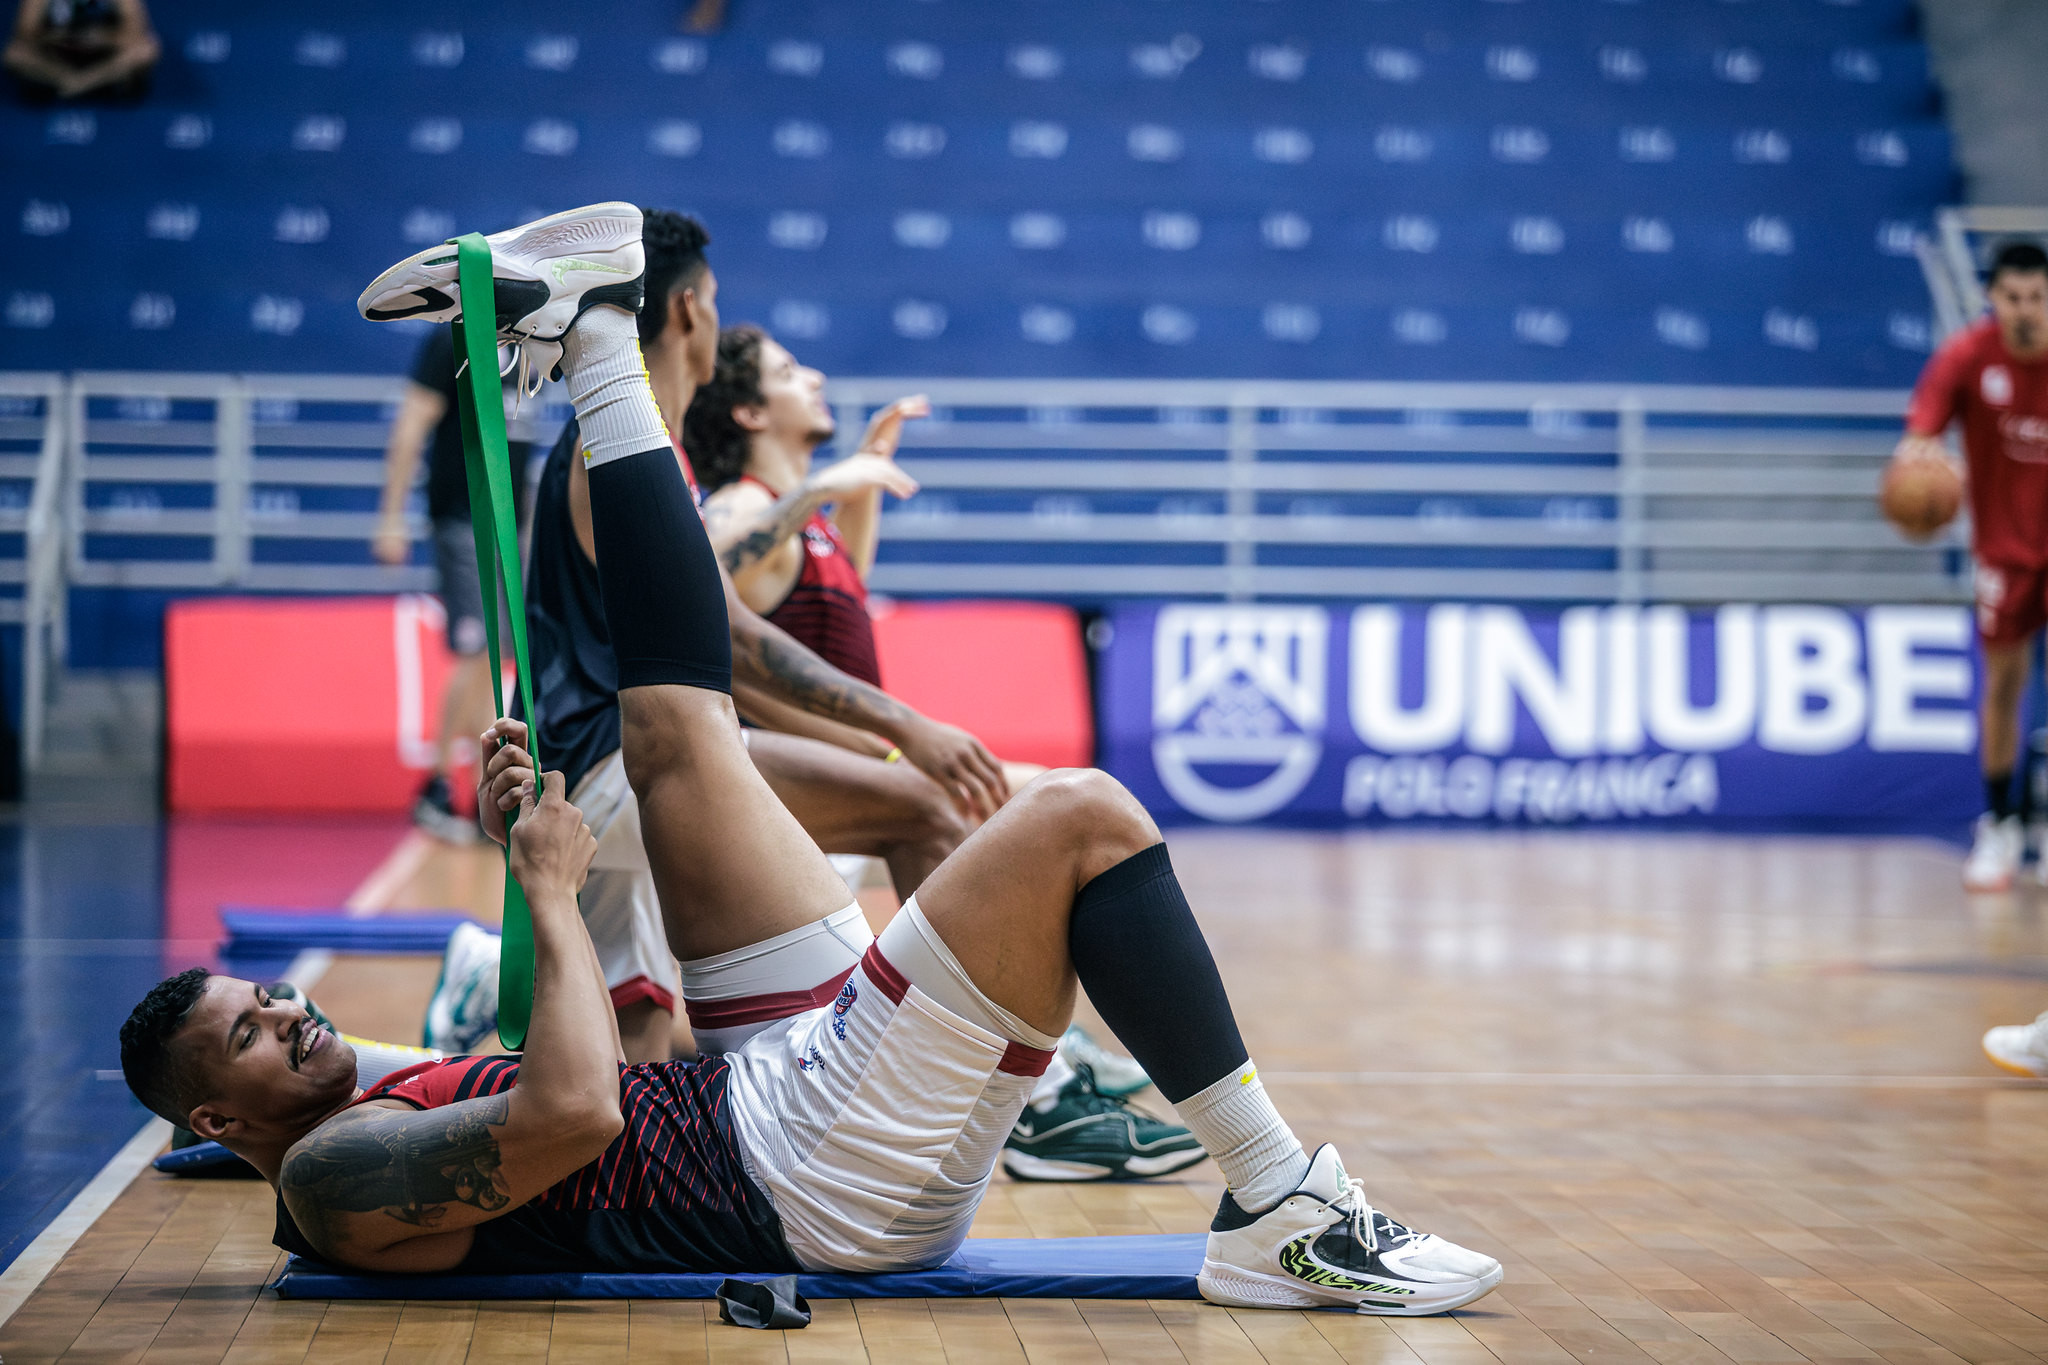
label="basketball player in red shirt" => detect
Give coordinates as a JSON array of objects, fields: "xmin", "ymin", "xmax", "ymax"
[
  {"xmin": 1894, "ymin": 241, "xmax": 2048, "ymax": 891},
  {"xmin": 687, "ymin": 331, "xmax": 1046, "ymax": 796},
  {"xmin": 114, "ymin": 205, "xmax": 1504, "ymax": 1313},
  {"xmin": 687, "ymin": 327, "xmax": 915, "ymax": 690}
]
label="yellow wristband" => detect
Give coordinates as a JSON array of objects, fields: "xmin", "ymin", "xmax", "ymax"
[{"xmin": 884, "ymin": 747, "xmax": 904, "ymax": 763}]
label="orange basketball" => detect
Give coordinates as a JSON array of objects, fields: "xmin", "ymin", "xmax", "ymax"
[{"xmin": 1879, "ymin": 457, "xmax": 1962, "ymax": 542}]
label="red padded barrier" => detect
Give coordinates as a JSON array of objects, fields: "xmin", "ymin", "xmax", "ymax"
[
  {"xmin": 166, "ymin": 596, "xmax": 458, "ymax": 813},
  {"xmin": 164, "ymin": 596, "xmax": 1091, "ymax": 814},
  {"xmin": 869, "ymin": 600, "xmax": 1093, "ymax": 770}
]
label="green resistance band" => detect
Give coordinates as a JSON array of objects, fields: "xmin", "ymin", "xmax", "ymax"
[{"xmin": 447, "ymin": 232, "xmax": 540, "ymax": 1050}]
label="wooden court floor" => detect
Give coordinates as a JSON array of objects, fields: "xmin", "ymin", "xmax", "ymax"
[{"xmin": 5, "ymin": 828, "xmax": 2048, "ymax": 1363}]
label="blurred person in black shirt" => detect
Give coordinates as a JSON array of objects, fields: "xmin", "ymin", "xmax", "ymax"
[
  {"xmin": 5, "ymin": 0, "xmax": 157, "ymax": 102},
  {"xmin": 373, "ymin": 329, "xmax": 534, "ymax": 841}
]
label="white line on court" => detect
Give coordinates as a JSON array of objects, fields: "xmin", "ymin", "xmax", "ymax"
[
  {"xmin": 0, "ymin": 939, "xmax": 336, "ymax": 1329},
  {"xmin": 1267, "ymin": 1070, "xmax": 2044, "ymax": 1089},
  {"xmin": 345, "ymin": 829, "xmax": 437, "ymax": 914}
]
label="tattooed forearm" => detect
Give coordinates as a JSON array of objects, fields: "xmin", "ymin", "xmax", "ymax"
[
  {"xmin": 733, "ymin": 613, "xmax": 910, "ymax": 733},
  {"xmin": 713, "ymin": 488, "xmax": 821, "ymax": 576},
  {"xmin": 282, "ymin": 1094, "xmax": 512, "ymax": 1242}
]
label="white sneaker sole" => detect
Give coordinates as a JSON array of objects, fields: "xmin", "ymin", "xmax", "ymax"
[
  {"xmin": 1983, "ymin": 1038, "xmax": 2048, "ymax": 1079},
  {"xmin": 356, "ymin": 201, "xmax": 643, "ymax": 333},
  {"xmin": 1000, "ymin": 1146, "xmax": 1207, "ymax": 1182},
  {"xmin": 1196, "ymin": 1257, "xmax": 1503, "ymax": 1316}
]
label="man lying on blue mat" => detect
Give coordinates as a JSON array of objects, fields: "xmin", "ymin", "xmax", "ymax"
[{"xmin": 116, "ymin": 204, "xmax": 1502, "ymax": 1317}]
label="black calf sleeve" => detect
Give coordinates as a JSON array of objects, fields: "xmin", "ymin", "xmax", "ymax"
[
  {"xmin": 1067, "ymin": 843, "xmax": 1247, "ymax": 1104},
  {"xmin": 586, "ymin": 448, "xmax": 732, "ymax": 694}
]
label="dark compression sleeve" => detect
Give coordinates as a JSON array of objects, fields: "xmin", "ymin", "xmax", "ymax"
[{"xmin": 585, "ymin": 447, "xmax": 732, "ymax": 694}]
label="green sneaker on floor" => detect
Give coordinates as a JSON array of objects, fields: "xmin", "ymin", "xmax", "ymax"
[{"xmin": 1001, "ymin": 1064, "xmax": 1207, "ymax": 1182}]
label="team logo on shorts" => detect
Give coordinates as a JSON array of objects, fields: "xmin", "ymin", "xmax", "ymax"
[
  {"xmin": 798, "ymin": 1045, "xmax": 828, "ymax": 1073},
  {"xmin": 831, "ymin": 981, "xmax": 857, "ymax": 1040}
]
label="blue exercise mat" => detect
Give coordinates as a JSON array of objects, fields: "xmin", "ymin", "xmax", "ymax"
[
  {"xmin": 220, "ymin": 909, "xmax": 476, "ymax": 960},
  {"xmin": 271, "ymin": 1235, "xmax": 1206, "ymax": 1301},
  {"xmin": 154, "ymin": 1140, "xmax": 253, "ymax": 1175}
]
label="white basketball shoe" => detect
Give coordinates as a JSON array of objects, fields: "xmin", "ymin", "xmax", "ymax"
[
  {"xmin": 1199, "ymin": 1144, "xmax": 1503, "ymax": 1316},
  {"xmin": 1983, "ymin": 1011, "xmax": 2048, "ymax": 1078},
  {"xmin": 1963, "ymin": 813, "xmax": 2023, "ymax": 892},
  {"xmin": 357, "ymin": 201, "xmax": 645, "ymax": 388},
  {"xmin": 423, "ymin": 922, "xmax": 503, "ymax": 1055}
]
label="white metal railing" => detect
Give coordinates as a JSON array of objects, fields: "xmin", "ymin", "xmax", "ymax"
[
  {"xmin": 0, "ymin": 370, "xmax": 1956, "ymax": 768},
  {"xmin": 0, "ymin": 373, "xmax": 64, "ymax": 769},
  {"xmin": 827, "ymin": 377, "xmax": 1943, "ymax": 606}
]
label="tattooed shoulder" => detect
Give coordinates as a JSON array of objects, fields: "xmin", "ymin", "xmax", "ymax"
[{"xmin": 281, "ymin": 1093, "xmax": 513, "ymax": 1251}]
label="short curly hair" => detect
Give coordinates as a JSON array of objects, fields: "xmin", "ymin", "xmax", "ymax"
[
  {"xmin": 682, "ymin": 324, "xmax": 768, "ymax": 493},
  {"xmin": 638, "ymin": 208, "xmax": 712, "ymax": 348},
  {"xmin": 120, "ymin": 967, "xmax": 209, "ymax": 1125}
]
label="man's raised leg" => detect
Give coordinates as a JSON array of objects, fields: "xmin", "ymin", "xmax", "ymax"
[{"xmin": 561, "ymin": 303, "xmax": 850, "ymax": 959}]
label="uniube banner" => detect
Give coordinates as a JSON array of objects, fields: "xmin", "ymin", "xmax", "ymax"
[{"xmin": 1097, "ymin": 603, "xmax": 1980, "ymax": 836}]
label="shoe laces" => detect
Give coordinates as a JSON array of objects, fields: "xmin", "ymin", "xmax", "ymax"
[
  {"xmin": 1065, "ymin": 1065, "xmax": 1166, "ymax": 1123},
  {"xmin": 453, "ymin": 341, "xmax": 547, "ymax": 415},
  {"xmin": 1330, "ymin": 1178, "xmax": 1424, "ymax": 1255}
]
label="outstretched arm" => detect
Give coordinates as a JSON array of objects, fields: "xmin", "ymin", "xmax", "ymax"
[
  {"xmin": 563, "ymin": 436, "xmax": 1003, "ymax": 815},
  {"xmin": 828, "ymin": 396, "xmax": 928, "ymax": 578},
  {"xmin": 282, "ymin": 773, "xmax": 618, "ymax": 1273},
  {"xmin": 730, "ymin": 599, "xmax": 1007, "ymax": 817},
  {"xmin": 701, "ymin": 452, "xmax": 918, "ymax": 580}
]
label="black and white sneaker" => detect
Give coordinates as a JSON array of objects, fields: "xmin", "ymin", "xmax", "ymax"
[
  {"xmin": 411, "ymin": 773, "xmax": 477, "ymax": 845},
  {"xmin": 1199, "ymin": 1144, "xmax": 1502, "ymax": 1316},
  {"xmin": 356, "ymin": 200, "xmax": 646, "ymax": 389}
]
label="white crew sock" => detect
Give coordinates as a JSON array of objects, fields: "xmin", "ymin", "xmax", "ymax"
[
  {"xmin": 347, "ymin": 1036, "xmax": 444, "ymax": 1089},
  {"xmin": 1174, "ymin": 1061, "xmax": 1310, "ymax": 1212},
  {"xmin": 558, "ymin": 305, "xmax": 669, "ymax": 466}
]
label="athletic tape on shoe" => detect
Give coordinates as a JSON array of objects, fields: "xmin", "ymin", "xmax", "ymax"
[{"xmin": 449, "ymin": 232, "xmax": 540, "ymax": 1050}]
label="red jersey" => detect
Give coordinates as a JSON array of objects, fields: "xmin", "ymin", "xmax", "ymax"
[
  {"xmin": 1906, "ymin": 318, "xmax": 2048, "ymax": 568},
  {"xmin": 738, "ymin": 474, "xmax": 882, "ymax": 686},
  {"xmin": 271, "ymin": 1055, "xmax": 794, "ymax": 1274}
]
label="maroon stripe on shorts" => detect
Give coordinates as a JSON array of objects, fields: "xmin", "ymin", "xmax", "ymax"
[
  {"xmin": 998, "ymin": 1040, "xmax": 1056, "ymax": 1077},
  {"xmin": 860, "ymin": 942, "xmax": 910, "ymax": 1005},
  {"xmin": 683, "ymin": 967, "xmax": 855, "ymax": 1028}
]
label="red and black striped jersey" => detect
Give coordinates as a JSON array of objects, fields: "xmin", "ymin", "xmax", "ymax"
[
  {"xmin": 737, "ymin": 474, "xmax": 883, "ymax": 687},
  {"xmin": 273, "ymin": 1055, "xmax": 795, "ymax": 1274}
]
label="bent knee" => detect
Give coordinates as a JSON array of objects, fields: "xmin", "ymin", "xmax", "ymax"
[{"xmin": 1017, "ymin": 768, "xmax": 1159, "ymax": 862}]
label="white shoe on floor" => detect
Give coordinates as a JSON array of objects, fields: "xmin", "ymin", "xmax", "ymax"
[
  {"xmin": 357, "ymin": 201, "xmax": 646, "ymax": 389},
  {"xmin": 1199, "ymin": 1144, "xmax": 1503, "ymax": 1316},
  {"xmin": 1983, "ymin": 1011, "xmax": 2048, "ymax": 1078},
  {"xmin": 1964, "ymin": 813, "xmax": 2023, "ymax": 892},
  {"xmin": 1057, "ymin": 1025, "xmax": 1151, "ymax": 1097},
  {"xmin": 423, "ymin": 922, "xmax": 503, "ymax": 1055}
]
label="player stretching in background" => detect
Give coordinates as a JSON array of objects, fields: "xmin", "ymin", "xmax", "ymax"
[
  {"xmin": 1893, "ymin": 241, "xmax": 2048, "ymax": 891},
  {"xmin": 687, "ymin": 327, "xmax": 1044, "ymax": 792}
]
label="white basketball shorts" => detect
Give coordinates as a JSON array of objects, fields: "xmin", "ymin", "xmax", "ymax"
[
  {"xmin": 569, "ymin": 749, "xmax": 680, "ymax": 1014},
  {"xmin": 722, "ymin": 936, "xmax": 1055, "ymax": 1271}
]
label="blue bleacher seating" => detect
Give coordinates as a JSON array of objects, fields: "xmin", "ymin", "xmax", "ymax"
[{"xmin": 1, "ymin": 0, "xmax": 1953, "ymax": 386}]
